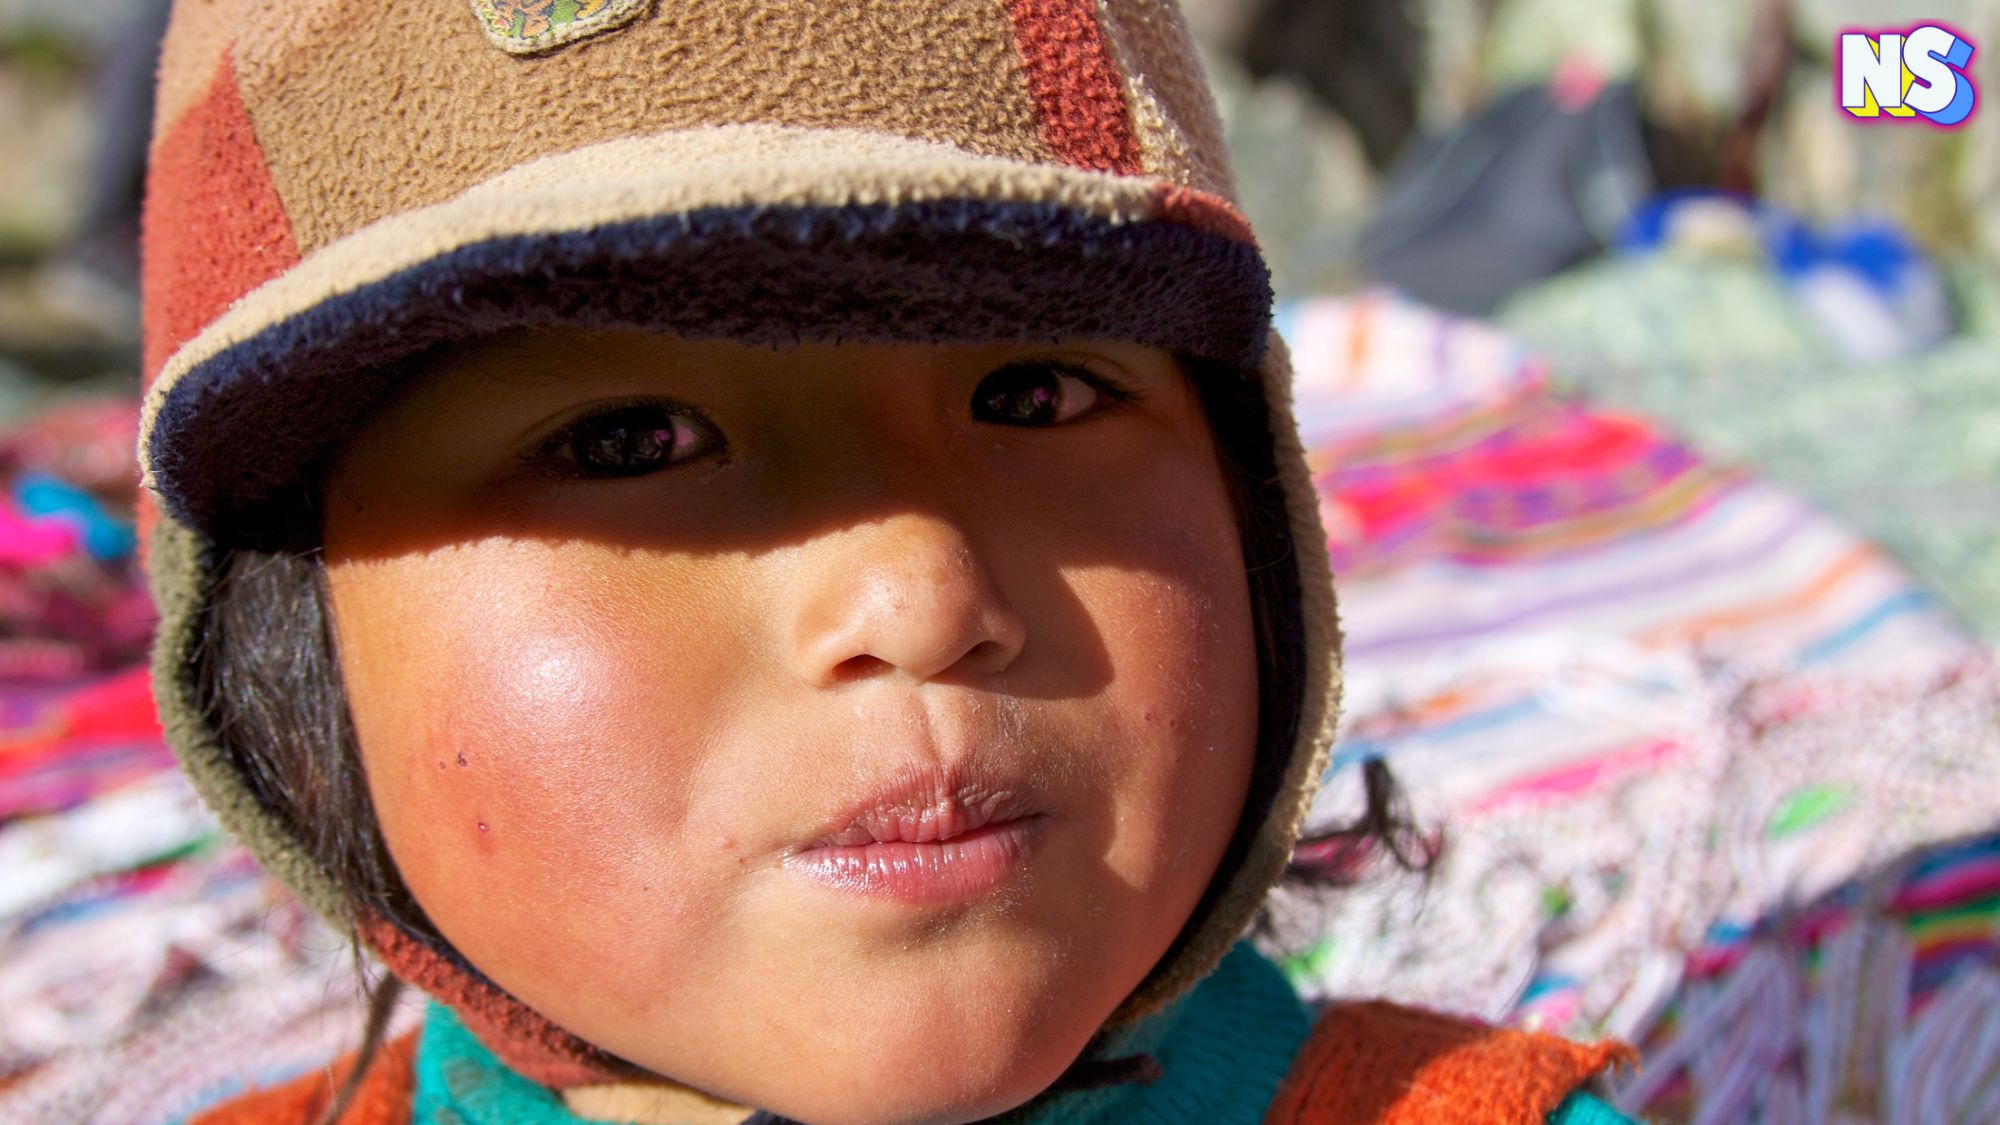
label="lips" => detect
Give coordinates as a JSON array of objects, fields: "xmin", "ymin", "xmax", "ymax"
[{"xmin": 783, "ymin": 770, "xmax": 1047, "ymax": 904}]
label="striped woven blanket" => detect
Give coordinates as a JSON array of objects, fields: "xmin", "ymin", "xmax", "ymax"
[{"xmin": 1273, "ymin": 292, "xmax": 2000, "ymax": 1124}]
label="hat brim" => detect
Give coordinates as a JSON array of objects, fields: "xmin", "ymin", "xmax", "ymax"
[{"xmin": 139, "ymin": 123, "xmax": 1269, "ymax": 545}]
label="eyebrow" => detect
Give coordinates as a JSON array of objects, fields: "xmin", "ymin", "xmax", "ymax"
[
  {"xmin": 427, "ymin": 334, "xmax": 646, "ymax": 400},
  {"xmin": 468, "ymin": 333, "xmax": 590, "ymax": 380}
]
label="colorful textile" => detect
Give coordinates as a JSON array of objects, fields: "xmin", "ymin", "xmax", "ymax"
[
  {"xmin": 1267, "ymin": 291, "xmax": 2000, "ymax": 1124},
  {"xmin": 1, "ymin": 667, "xmax": 167, "ymax": 818},
  {"xmin": 183, "ymin": 1027, "xmax": 419, "ymax": 1125},
  {"xmin": 0, "ymin": 395, "xmax": 410, "ymax": 1125},
  {"xmin": 0, "ymin": 397, "xmax": 151, "ymax": 685},
  {"xmin": 1609, "ymin": 785, "xmax": 2000, "ymax": 1120},
  {"xmin": 0, "ymin": 823, "xmax": 416, "ymax": 1124},
  {"xmin": 1500, "ymin": 247, "xmax": 2000, "ymax": 641}
]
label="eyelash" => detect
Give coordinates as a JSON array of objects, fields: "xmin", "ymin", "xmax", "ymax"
[
  {"xmin": 971, "ymin": 359, "xmax": 1146, "ymax": 425},
  {"xmin": 525, "ymin": 360, "xmax": 1144, "ymax": 478},
  {"xmin": 1037, "ymin": 361, "xmax": 1144, "ymax": 405},
  {"xmin": 527, "ymin": 396, "xmax": 713, "ymax": 480}
]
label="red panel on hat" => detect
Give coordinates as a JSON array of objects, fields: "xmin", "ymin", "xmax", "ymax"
[
  {"xmin": 141, "ymin": 51, "xmax": 300, "ymax": 384},
  {"xmin": 1005, "ymin": 0, "xmax": 1143, "ymax": 176},
  {"xmin": 1155, "ymin": 184, "xmax": 1257, "ymax": 245}
]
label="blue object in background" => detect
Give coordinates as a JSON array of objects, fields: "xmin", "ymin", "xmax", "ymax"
[
  {"xmin": 13, "ymin": 473, "xmax": 137, "ymax": 562},
  {"xmin": 1618, "ymin": 189, "xmax": 1954, "ymax": 361}
]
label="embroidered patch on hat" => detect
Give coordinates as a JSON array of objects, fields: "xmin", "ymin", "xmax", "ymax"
[{"xmin": 471, "ymin": 0, "xmax": 650, "ymax": 55}]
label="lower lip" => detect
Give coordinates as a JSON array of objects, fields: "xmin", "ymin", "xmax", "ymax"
[{"xmin": 784, "ymin": 818, "xmax": 1047, "ymax": 904}]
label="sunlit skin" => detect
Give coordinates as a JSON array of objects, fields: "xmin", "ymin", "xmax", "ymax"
[{"xmin": 320, "ymin": 330, "xmax": 1259, "ymax": 1125}]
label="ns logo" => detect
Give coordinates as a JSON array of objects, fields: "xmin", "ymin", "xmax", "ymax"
[{"xmin": 1838, "ymin": 24, "xmax": 1978, "ymax": 126}]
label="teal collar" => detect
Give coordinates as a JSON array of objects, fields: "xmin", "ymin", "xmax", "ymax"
[{"xmin": 414, "ymin": 941, "xmax": 1312, "ymax": 1125}]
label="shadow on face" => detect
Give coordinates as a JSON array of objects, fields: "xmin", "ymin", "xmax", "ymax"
[{"xmin": 310, "ymin": 327, "xmax": 1263, "ymax": 1125}]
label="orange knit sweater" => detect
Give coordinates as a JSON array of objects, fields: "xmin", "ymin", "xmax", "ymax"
[{"xmin": 1266, "ymin": 1000, "xmax": 1637, "ymax": 1124}]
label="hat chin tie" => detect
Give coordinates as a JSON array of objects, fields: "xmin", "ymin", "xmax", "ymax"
[{"xmin": 355, "ymin": 912, "xmax": 639, "ymax": 1088}]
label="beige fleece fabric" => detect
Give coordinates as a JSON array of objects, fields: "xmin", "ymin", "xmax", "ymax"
[
  {"xmin": 151, "ymin": 0, "xmax": 239, "ymax": 146},
  {"xmin": 227, "ymin": 0, "xmax": 1054, "ymax": 254},
  {"xmin": 1095, "ymin": 0, "xmax": 1238, "ymax": 201}
]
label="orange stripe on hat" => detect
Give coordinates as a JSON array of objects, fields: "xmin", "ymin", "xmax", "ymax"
[
  {"xmin": 140, "ymin": 49, "xmax": 300, "ymax": 384},
  {"xmin": 1004, "ymin": 0, "xmax": 1143, "ymax": 174}
]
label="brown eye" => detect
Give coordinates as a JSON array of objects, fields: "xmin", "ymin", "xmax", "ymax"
[
  {"xmin": 552, "ymin": 402, "xmax": 719, "ymax": 477},
  {"xmin": 971, "ymin": 361, "xmax": 1133, "ymax": 427}
]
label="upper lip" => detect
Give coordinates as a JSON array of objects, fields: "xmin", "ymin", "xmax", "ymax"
[{"xmin": 798, "ymin": 763, "xmax": 1039, "ymax": 849}]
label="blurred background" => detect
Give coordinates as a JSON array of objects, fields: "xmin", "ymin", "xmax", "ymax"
[{"xmin": 2, "ymin": 1, "xmax": 1999, "ymax": 1121}]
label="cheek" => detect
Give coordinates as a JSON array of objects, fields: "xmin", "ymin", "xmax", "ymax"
[
  {"xmin": 329, "ymin": 546, "xmax": 730, "ymax": 982},
  {"xmin": 407, "ymin": 639, "xmax": 661, "ymax": 868},
  {"xmin": 1058, "ymin": 463, "xmax": 1259, "ymax": 896},
  {"xmin": 1087, "ymin": 558, "xmax": 1255, "ymax": 856}
]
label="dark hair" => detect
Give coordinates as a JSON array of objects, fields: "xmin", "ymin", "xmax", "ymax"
[{"xmin": 195, "ymin": 350, "xmax": 1432, "ymax": 1111}]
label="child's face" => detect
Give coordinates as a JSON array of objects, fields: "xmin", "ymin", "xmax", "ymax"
[{"xmin": 320, "ymin": 330, "xmax": 1259, "ymax": 1125}]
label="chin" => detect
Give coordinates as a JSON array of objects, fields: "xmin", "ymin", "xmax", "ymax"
[
  {"xmin": 741, "ymin": 995, "xmax": 1096, "ymax": 1125},
  {"xmin": 757, "ymin": 1063, "xmax": 1069, "ymax": 1125}
]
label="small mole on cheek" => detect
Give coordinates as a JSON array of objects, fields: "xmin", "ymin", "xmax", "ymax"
[
  {"xmin": 456, "ymin": 752, "xmax": 469, "ymax": 768},
  {"xmin": 472, "ymin": 817, "xmax": 498, "ymax": 857}
]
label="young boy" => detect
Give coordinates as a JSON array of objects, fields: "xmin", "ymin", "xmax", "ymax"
[{"xmin": 140, "ymin": 1, "xmax": 1636, "ymax": 1121}]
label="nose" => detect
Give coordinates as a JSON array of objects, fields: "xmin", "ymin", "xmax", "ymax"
[{"xmin": 785, "ymin": 511, "xmax": 1028, "ymax": 687}]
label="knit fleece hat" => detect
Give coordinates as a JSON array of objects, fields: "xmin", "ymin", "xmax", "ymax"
[{"xmin": 139, "ymin": 0, "xmax": 1343, "ymax": 1094}]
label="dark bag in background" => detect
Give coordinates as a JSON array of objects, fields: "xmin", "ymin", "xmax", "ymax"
[{"xmin": 1359, "ymin": 81, "xmax": 1656, "ymax": 314}]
